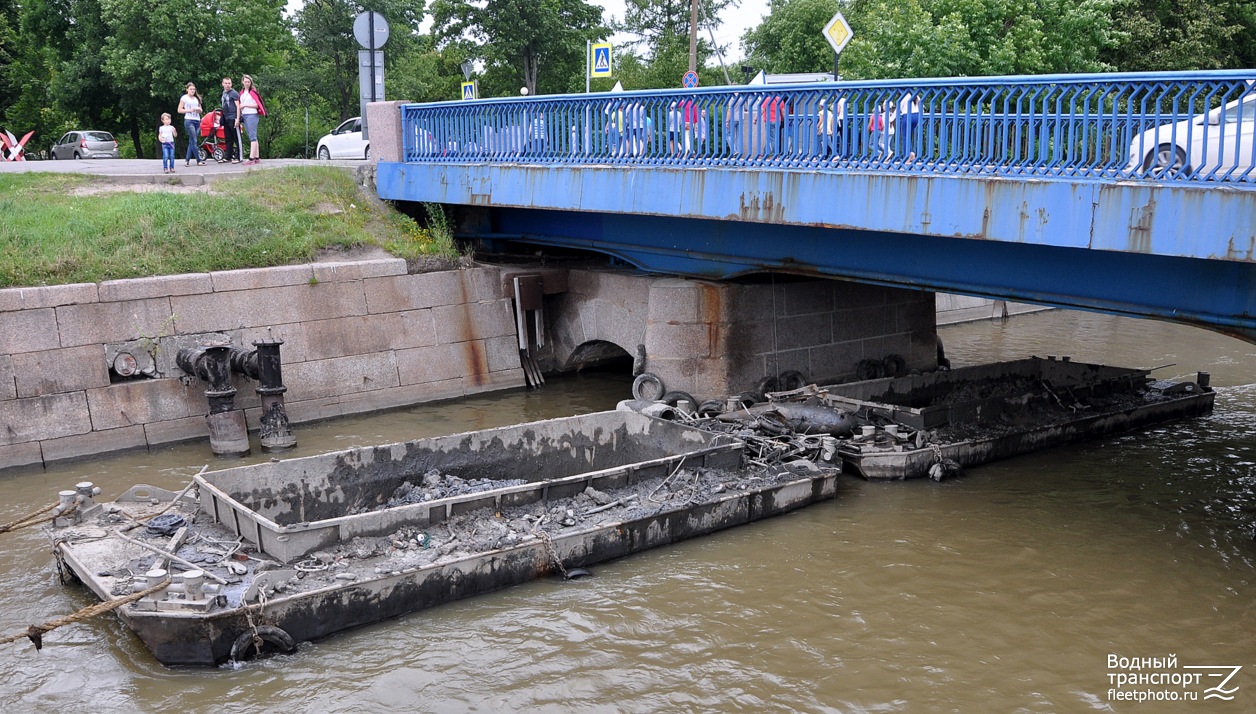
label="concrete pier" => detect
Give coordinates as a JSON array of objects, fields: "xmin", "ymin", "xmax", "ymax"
[{"xmin": 539, "ymin": 270, "xmax": 938, "ymax": 400}]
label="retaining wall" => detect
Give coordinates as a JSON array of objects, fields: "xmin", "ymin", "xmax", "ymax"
[{"xmin": 0, "ymin": 260, "xmax": 524, "ymax": 472}]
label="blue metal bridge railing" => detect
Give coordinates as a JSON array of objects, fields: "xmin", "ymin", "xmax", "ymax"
[{"xmin": 399, "ymin": 70, "xmax": 1256, "ymax": 184}]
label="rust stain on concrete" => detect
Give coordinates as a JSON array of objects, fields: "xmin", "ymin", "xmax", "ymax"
[{"xmin": 456, "ymin": 273, "xmax": 489, "ymax": 386}]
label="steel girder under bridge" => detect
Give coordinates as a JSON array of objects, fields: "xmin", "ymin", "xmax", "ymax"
[{"xmin": 375, "ymin": 70, "xmax": 1256, "ymax": 341}]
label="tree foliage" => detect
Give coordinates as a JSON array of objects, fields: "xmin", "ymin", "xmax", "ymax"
[
  {"xmin": 829, "ymin": 0, "xmax": 1118, "ymax": 79},
  {"xmin": 606, "ymin": 0, "xmax": 735, "ymax": 89},
  {"xmin": 295, "ymin": 0, "xmax": 427, "ymax": 121},
  {"xmin": 1100, "ymin": 0, "xmax": 1253, "ymax": 71},
  {"xmin": 431, "ymin": 0, "xmax": 605, "ymax": 96},
  {"xmin": 742, "ymin": 0, "xmax": 840, "ymax": 75}
]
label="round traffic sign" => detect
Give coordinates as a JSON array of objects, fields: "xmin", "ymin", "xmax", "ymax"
[
  {"xmin": 682, "ymin": 70, "xmax": 699, "ymax": 88},
  {"xmin": 353, "ymin": 11, "xmax": 390, "ymax": 49}
]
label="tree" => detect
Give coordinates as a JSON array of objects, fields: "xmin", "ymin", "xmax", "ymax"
[
  {"xmin": 1101, "ymin": 0, "xmax": 1249, "ymax": 71},
  {"xmin": 295, "ymin": 0, "xmax": 427, "ymax": 122},
  {"xmin": 805, "ymin": 0, "xmax": 1118, "ymax": 79},
  {"xmin": 742, "ymin": 0, "xmax": 840, "ymax": 74},
  {"xmin": 431, "ymin": 0, "xmax": 605, "ymax": 96},
  {"xmin": 98, "ymin": 0, "xmax": 292, "ymax": 155},
  {"xmin": 611, "ymin": 0, "xmax": 732, "ymax": 88}
]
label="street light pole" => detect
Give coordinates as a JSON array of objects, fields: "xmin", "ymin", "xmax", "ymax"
[{"xmin": 688, "ymin": 0, "xmax": 699, "ymax": 73}]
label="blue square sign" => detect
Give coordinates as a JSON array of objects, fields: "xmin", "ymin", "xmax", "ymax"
[{"xmin": 590, "ymin": 42, "xmax": 613, "ymax": 78}]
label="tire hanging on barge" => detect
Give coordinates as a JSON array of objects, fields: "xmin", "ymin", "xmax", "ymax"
[{"xmin": 229, "ymin": 624, "xmax": 297, "ymax": 663}]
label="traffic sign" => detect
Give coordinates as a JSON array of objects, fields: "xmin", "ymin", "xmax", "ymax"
[
  {"xmin": 461, "ymin": 81, "xmax": 477, "ymax": 100},
  {"xmin": 822, "ymin": 12, "xmax": 853, "ymax": 55},
  {"xmin": 353, "ymin": 11, "xmax": 390, "ymax": 49},
  {"xmin": 682, "ymin": 70, "xmax": 699, "ymax": 89},
  {"xmin": 590, "ymin": 42, "xmax": 613, "ymax": 78}
]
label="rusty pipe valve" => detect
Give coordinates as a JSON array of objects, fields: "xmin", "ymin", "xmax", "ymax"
[
  {"xmin": 252, "ymin": 339, "xmax": 296, "ymax": 450},
  {"xmin": 177, "ymin": 342, "xmax": 249, "ymax": 457}
]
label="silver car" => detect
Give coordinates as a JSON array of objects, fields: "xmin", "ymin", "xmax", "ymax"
[
  {"xmin": 1128, "ymin": 94, "xmax": 1256, "ymax": 179},
  {"xmin": 50, "ymin": 130, "xmax": 120, "ymax": 160}
]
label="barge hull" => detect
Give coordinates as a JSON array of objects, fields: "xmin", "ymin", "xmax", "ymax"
[
  {"xmin": 847, "ymin": 391, "xmax": 1215, "ymax": 480},
  {"xmin": 86, "ymin": 473, "xmax": 837, "ymax": 666}
]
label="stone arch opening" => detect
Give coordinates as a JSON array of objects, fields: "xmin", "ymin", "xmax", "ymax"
[{"xmin": 564, "ymin": 339, "xmax": 634, "ymax": 373}]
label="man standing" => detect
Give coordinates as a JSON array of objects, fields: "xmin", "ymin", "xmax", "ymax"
[{"xmin": 220, "ymin": 77, "xmax": 242, "ymax": 164}]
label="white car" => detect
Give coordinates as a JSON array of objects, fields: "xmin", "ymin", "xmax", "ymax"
[
  {"xmin": 1128, "ymin": 94, "xmax": 1256, "ymax": 178},
  {"xmin": 317, "ymin": 117, "xmax": 370, "ymax": 160}
]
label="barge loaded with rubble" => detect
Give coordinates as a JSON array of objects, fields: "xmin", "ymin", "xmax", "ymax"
[
  {"xmin": 48, "ymin": 411, "xmax": 837, "ymax": 666},
  {"xmin": 813, "ymin": 357, "xmax": 1215, "ymax": 480}
]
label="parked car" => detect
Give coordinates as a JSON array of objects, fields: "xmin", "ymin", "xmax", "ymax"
[
  {"xmin": 50, "ymin": 130, "xmax": 119, "ymax": 160},
  {"xmin": 1128, "ymin": 94, "xmax": 1256, "ymax": 178},
  {"xmin": 317, "ymin": 117, "xmax": 370, "ymax": 160}
]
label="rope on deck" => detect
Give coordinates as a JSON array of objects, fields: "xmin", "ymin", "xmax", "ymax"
[
  {"xmin": 0, "ymin": 503, "xmax": 72, "ymax": 534},
  {"xmin": 0, "ymin": 577, "xmax": 172, "ymax": 651}
]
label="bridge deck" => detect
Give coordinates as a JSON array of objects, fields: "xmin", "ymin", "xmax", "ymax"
[{"xmin": 376, "ymin": 71, "xmax": 1256, "ymax": 340}]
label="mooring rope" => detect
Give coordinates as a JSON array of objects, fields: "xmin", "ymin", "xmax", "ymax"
[
  {"xmin": 0, "ymin": 577, "xmax": 171, "ymax": 651},
  {"xmin": 0, "ymin": 503, "xmax": 73, "ymax": 535}
]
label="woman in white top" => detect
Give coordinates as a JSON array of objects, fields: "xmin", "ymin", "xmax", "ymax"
[
  {"xmin": 239, "ymin": 74, "xmax": 263, "ymax": 164},
  {"xmin": 177, "ymin": 82, "xmax": 204, "ymax": 166}
]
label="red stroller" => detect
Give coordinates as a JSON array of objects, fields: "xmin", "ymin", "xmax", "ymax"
[{"xmin": 198, "ymin": 110, "xmax": 227, "ymax": 163}]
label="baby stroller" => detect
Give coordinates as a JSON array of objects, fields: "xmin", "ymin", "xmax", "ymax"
[{"xmin": 198, "ymin": 110, "xmax": 227, "ymax": 163}]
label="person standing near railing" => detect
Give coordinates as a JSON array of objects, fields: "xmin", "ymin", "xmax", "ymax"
[
  {"xmin": 817, "ymin": 98, "xmax": 835, "ymax": 160},
  {"xmin": 898, "ymin": 91, "xmax": 921, "ymax": 161},
  {"xmin": 763, "ymin": 94, "xmax": 786, "ymax": 157},
  {"xmin": 725, "ymin": 92, "xmax": 744, "ymax": 157},
  {"xmin": 604, "ymin": 99, "xmax": 625, "ymax": 157},
  {"xmin": 834, "ymin": 95, "xmax": 847, "ymax": 158},
  {"xmin": 529, "ymin": 108, "xmax": 547, "ymax": 156},
  {"xmin": 869, "ymin": 99, "xmax": 893, "ymax": 159},
  {"xmin": 630, "ymin": 101, "xmax": 647, "ymax": 156}
]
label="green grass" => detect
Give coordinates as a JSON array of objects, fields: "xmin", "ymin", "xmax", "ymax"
[{"xmin": 0, "ymin": 167, "xmax": 458, "ymax": 288}]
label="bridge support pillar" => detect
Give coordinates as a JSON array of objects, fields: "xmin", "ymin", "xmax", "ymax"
[{"xmin": 542, "ymin": 269, "xmax": 938, "ymax": 401}]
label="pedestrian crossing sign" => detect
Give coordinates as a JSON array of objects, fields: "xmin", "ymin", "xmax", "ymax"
[
  {"xmin": 590, "ymin": 42, "xmax": 613, "ymax": 78},
  {"xmin": 461, "ymin": 81, "xmax": 477, "ymax": 100}
]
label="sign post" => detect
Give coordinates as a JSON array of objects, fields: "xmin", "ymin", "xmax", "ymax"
[
  {"xmin": 353, "ymin": 11, "xmax": 390, "ymax": 140},
  {"xmin": 822, "ymin": 12, "xmax": 853, "ymax": 80}
]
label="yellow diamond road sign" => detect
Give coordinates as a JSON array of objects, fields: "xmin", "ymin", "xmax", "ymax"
[{"xmin": 823, "ymin": 12, "xmax": 853, "ymax": 56}]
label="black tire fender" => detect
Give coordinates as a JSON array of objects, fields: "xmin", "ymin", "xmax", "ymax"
[
  {"xmin": 696, "ymin": 399, "xmax": 724, "ymax": 417},
  {"xmin": 881, "ymin": 354, "xmax": 907, "ymax": 379},
  {"xmin": 631, "ymin": 372, "xmax": 666, "ymax": 401},
  {"xmin": 754, "ymin": 375, "xmax": 780, "ymax": 401},
  {"xmin": 659, "ymin": 390, "xmax": 697, "ymax": 409},
  {"xmin": 778, "ymin": 370, "xmax": 808, "ymax": 391},
  {"xmin": 229, "ymin": 624, "xmax": 297, "ymax": 663},
  {"xmin": 855, "ymin": 358, "xmax": 884, "ymax": 381}
]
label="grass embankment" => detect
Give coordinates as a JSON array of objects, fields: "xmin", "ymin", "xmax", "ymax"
[{"xmin": 0, "ymin": 167, "xmax": 457, "ymax": 288}]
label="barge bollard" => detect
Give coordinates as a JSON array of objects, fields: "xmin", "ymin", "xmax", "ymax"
[
  {"xmin": 1198, "ymin": 371, "xmax": 1211, "ymax": 391},
  {"xmin": 177, "ymin": 343, "xmax": 250, "ymax": 457},
  {"xmin": 252, "ymin": 339, "xmax": 296, "ymax": 451},
  {"xmin": 182, "ymin": 570, "xmax": 205, "ymax": 601}
]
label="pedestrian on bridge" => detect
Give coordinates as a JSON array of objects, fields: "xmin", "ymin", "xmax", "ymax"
[
  {"xmin": 763, "ymin": 94, "xmax": 786, "ymax": 157},
  {"xmin": 897, "ymin": 91, "xmax": 921, "ymax": 161},
  {"xmin": 725, "ymin": 92, "xmax": 744, "ymax": 157},
  {"xmin": 817, "ymin": 98, "xmax": 835, "ymax": 160}
]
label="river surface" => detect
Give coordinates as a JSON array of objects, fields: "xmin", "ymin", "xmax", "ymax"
[{"xmin": 2, "ymin": 309, "xmax": 1256, "ymax": 713}]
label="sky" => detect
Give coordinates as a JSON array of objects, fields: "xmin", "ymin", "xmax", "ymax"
[{"xmin": 284, "ymin": 1, "xmax": 775, "ymax": 62}]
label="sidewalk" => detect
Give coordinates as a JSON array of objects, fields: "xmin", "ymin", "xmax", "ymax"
[{"xmin": 0, "ymin": 158, "xmax": 365, "ymax": 185}]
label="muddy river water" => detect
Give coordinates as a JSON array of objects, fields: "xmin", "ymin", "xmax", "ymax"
[{"xmin": 3, "ymin": 309, "xmax": 1256, "ymax": 713}]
